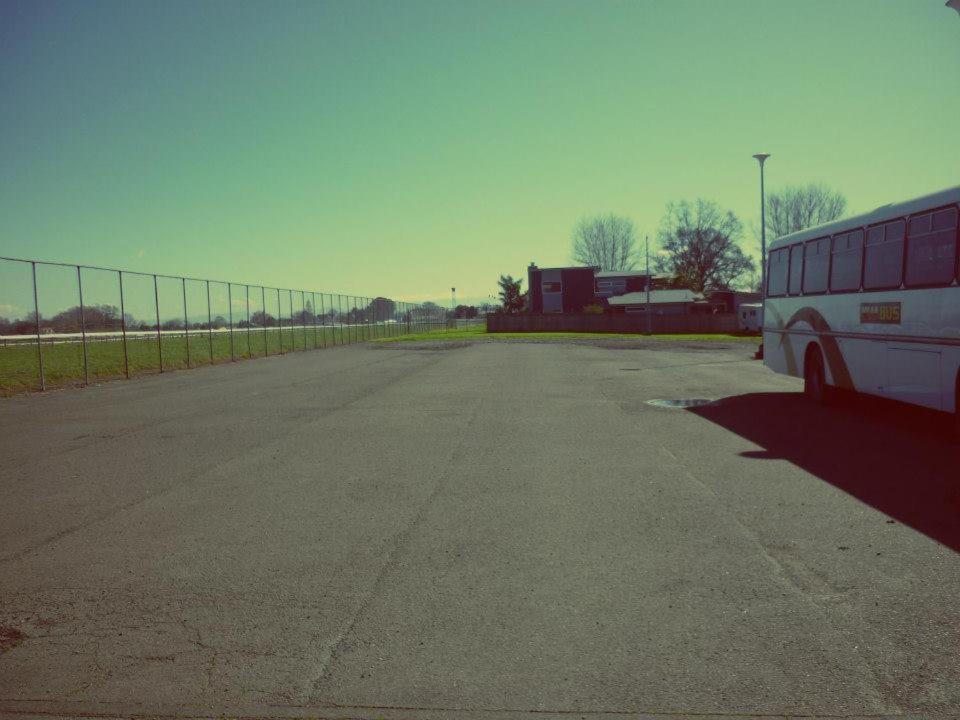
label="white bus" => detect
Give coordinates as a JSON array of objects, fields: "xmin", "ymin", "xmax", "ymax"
[{"xmin": 763, "ymin": 185, "xmax": 960, "ymax": 426}]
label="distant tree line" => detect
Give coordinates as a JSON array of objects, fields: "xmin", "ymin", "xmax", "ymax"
[{"xmin": 0, "ymin": 296, "xmax": 444, "ymax": 335}]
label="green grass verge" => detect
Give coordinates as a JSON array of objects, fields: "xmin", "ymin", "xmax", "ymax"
[{"xmin": 0, "ymin": 322, "xmax": 444, "ymax": 396}]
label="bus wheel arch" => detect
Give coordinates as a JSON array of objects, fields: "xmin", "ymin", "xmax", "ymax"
[{"xmin": 803, "ymin": 342, "xmax": 829, "ymax": 405}]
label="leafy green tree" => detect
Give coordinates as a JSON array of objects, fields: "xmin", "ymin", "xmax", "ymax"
[{"xmin": 497, "ymin": 275, "xmax": 526, "ymax": 313}]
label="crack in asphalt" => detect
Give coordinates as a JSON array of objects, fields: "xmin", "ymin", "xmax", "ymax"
[
  {"xmin": 653, "ymin": 445, "xmax": 906, "ymax": 716},
  {"xmin": 307, "ymin": 385, "xmax": 486, "ymax": 700}
]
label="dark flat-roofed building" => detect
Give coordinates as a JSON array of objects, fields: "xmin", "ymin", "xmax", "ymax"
[{"xmin": 527, "ymin": 264, "xmax": 598, "ymax": 314}]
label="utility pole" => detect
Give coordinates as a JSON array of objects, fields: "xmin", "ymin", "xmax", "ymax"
[
  {"xmin": 752, "ymin": 153, "xmax": 771, "ymax": 299},
  {"xmin": 645, "ymin": 235, "xmax": 652, "ymax": 336}
]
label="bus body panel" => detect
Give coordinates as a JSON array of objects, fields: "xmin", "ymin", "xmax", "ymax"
[{"xmin": 764, "ymin": 285, "xmax": 960, "ymax": 413}]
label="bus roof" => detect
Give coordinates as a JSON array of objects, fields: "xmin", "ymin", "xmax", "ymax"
[{"xmin": 767, "ymin": 184, "xmax": 960, "ymax": 253}]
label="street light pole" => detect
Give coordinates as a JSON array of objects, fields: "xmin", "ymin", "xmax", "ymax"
[{"xmin": 752, "ymin": 153, "xmax": 771, "ymax": 299}]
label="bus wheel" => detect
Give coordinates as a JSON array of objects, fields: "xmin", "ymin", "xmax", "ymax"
[{"xmin": 804, "ymin": 346, "xmax": 829, "ymax": 405}]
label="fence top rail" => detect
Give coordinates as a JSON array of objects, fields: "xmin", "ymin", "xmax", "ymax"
[{"xmin": 0, "ymin": 256, "xmax": 406, "ymax": 306}]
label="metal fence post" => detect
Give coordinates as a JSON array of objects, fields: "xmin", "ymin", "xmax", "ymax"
[
  {"xmin": 76, "ymin": 265, "xmax": 89, "ymax": 385},
  {"xmin": 261, "ymin": 286, "xmax": 268, "ymax": 356},
  {"xmin": 206, "ymin": 279, "xmax": 213, "ymax": 363},
  {"xmin": 290, "ymin": 290, "xmax": 297, "ymax": 351},
  {"xmin": 154, "ymin": 274, "xmax": 163, "ymax": 372},
  {"xmin": 311, "ymin": 291, "xmax": 318, "ymax": 349},
  {"xmin": 118, "ymin": 270, "xmax": 130, "ymax": 379},
  {"xmin": 319, "ymin": 293, "xmax": 326, "ymax": 348},
  {"xmin": 349, "ymin": 296, "xmax": 355, "ymax": 344},
  {"xmin": 277, "ymin": 288, "xmax": 284, "ymax": 354},
  {"xmin": 327, "ymin": 294, "xmax": 334, "ymax": 346},
  {"xmin": 287, "ymin": 290, "xmax": 292, "ymax": 351},
  {"xmin": 347, "ymin": 295, "xmax": 360, "ymax": 343},
  {"xmin": 246, "ymin": 285, "xmax": 252, "ymax": 358},
  {"xmin": 302, "ymin": 291, "xmax": 308, "ymax": 350},
  {"xmin": 338, "ymin": 294, "xmax": 344, "ymax": 345},
  {"xmin": 330, "ymin": 293, "xmax": 343, "ymax": 345},
  {"xmin": 285, "ymin": 289, "xmax": 291, "ymax": 350},
  {"xmin": 337, "ymin": 294, "xmax": 344, "ymax": 345},
  {"xmin": 182, "ymin": 277, "xmax": 190, "ymax": 368},
  {"xmin": 31, "ymin": 261, "xmax": 45, "ymax": 391},
  {"xmin": 228, "ymin": 283, "xmax": 235, "ymax": 361}
]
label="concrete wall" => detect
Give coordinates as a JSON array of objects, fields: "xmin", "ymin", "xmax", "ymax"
[{"xmin": 486, "ymin": 313, "xmax": 740, "ymax": 334}]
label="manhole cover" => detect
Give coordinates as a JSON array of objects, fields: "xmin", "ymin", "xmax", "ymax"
[{"xmin": 646, "ymin": 398, "xmax": 715, "ymax": 409}]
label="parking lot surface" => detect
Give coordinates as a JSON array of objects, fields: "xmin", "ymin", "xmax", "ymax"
[{"xmin": 1, "ymin": 339, "xmax": 958, "ymax": 719}]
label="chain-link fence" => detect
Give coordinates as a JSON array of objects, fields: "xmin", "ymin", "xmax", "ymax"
[{"xmin": 0, "ymin": 256, "xmax": 455, "ymax": 395}]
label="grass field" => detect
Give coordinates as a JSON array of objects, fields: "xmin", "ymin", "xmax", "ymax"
[
  {"xmin": 376, "ymin": 323, "xmax": 760, "ymax": 344},
  {"xmin": 0, "ymin": 322, "xmax": 428, "ymax": 395}
]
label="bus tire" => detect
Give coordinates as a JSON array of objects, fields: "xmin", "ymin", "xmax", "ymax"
[{"xmin": 804, "ymin": 345, "xmax": 829, "ymax": 406}]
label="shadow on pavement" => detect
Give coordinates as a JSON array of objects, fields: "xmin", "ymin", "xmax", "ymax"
[{"xmin": 689, "ymin": 392, "xmax": 960, "ymax": 553}]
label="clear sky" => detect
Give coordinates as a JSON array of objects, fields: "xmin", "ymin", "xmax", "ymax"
[{"xmin": 1, "ymin": 0, "xmax": 958, "ymax": 309}]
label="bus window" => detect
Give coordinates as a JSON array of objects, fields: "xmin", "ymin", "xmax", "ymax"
[
  {"xmin": 767, "ymin": 248, "xmax": 789, "ymax": 296},
  {"xmin": 829, "ymin": 229, "xmax": 863, "ymax": 292},
  {"xmin": 863, "ymin": 220, "xmax": 905, "ymax": 290},
  {"xmin": 803, "ymin": 237, "xmax": 830, "ymax": 294},
  {"xmin": 788, "ymin": 244, "xmax": 804, "ymax": 294},
  {"xmin": 905, "ymin": 208, "xmax": 958, "ymax": 287}
]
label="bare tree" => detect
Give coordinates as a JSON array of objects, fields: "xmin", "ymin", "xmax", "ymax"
[
  {"xmin": 766, "ymin": 183, "xmax": 847, "ymax": 239},
  {"xmin": 571, "ymin": 214, "xmax": 637, "ymax": 271},
  {"xmin": 655, "ymin": 199, "xmax": 755, "ymax": 293}
]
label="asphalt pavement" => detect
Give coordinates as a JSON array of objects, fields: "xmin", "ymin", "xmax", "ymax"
[{"xmin": 1, "ymin": 338, "xmax": 958, "ymax": 719}]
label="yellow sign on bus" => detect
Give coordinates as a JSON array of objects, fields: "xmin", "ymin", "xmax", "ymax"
[{"xmin": 860, "ymin": 302, "xmax": 901, "ymax": 324}]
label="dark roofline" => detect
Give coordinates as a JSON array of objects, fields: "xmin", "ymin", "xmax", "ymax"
[{"xmin": 527, "ymin": 264, "xmax": 599, "ymax": 272}]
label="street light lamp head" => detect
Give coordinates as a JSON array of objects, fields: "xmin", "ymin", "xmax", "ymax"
[
  {"xmin": 752, "ymin": 153, "xmax": 771, "ymax": 165},
  {"xmin": 948, "ymin": 0, "xmax": 960, "ymax": 16}
]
